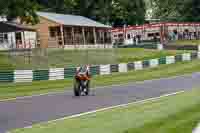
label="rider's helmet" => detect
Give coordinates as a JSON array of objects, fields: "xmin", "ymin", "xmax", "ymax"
[{"xmin": 76, "ymin": 65, "xmax": 90, "ymax": 77}]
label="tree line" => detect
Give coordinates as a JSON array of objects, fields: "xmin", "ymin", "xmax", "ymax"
[
  {"xmin": 0, "ymin": 0, "xmax": 146, "ymax": 27},
  {"xmin": 0, "ymin": 0, "xmax": 199, "ymax": 26},
  {"xmin": 152, "ymin": 0, "xmax": 200, "ymax": 22}
]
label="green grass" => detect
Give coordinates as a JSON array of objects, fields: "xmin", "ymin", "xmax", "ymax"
[
  {"xmin": 11, "ymin": 89, "xmax": 200, "ymax": 133},
  {"xmin": 0, "ymin": 48, "xmax": 183, "ymax": 70},
  {"xmin": 115, "ymin": 48, "xmax": 182, "ymax": 63},
  {"xmin": 0, "ymin": 53, "xmax": 15, "ymax": 70},
  {"xmin": 1, "ymin": 59, "xmax": 200, "ymax": 100},
  {"xmin": 172, "ymin": 40, "xmax": 200, "ymax": 45}
]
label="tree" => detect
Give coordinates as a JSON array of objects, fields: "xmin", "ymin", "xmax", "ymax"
[
  {"xmin": 62, "ymin": 0, "xmax": 146, "ymax": 26},
  {"xmin": 152, "ymin": 0, "xmax": 200, "ymax": 22},
  {"xmin": 0, "ymin": 0, "xmax": 39, "ymax": 24},
  {"xmin": 111, "ymin": 0, "xmax": 146, "ymax": 26},
  {"xmin": 46, "ymin": 0, "xmax": 66, "ymax": 13},
  {"xmin": 0, "ymin": 0, "xmax": 147, "ymax": 26},
  {"xmin": 179, "ymin": 0, "xmax": 200, "ymax": 22},
  {"xmin": 151, "ymin": 0, "xmax": 181, "ymax": 21},
  {"xmin": 90, "ymin": 0, "xmax": 113, "ymax": 24}
]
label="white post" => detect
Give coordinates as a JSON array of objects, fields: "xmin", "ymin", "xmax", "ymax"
[
  {"xmin": 157, "ymin": 43, "xmax": 163, "ymax": 50},
  {"xmin": 136, "ymin": 35, "xmax": 138, "ymax": 45},
  {"xmin": 72, "ymin": 27, "xmax": 75, "ymax": 47},
  {"xmin": 60, "ymin": 25, "xmax": 65, "ymax": 48},
  {"xmin": 82, "ymin": 27, "xmax": 86, "ymax": 45},
  {"xmin": 102, "ymin": 31, "xmax": 105, "ymax": 48},
  {"xmin": 21, "ymin": 32, "xmax": 25, "ymax": 48},
  {"xmin": 198, "ymin": 45, "xmax": 200, "ymax": 51},
  {"xmin": 93, "ymin": 27, "xmax": 97, "ymax": 45}
]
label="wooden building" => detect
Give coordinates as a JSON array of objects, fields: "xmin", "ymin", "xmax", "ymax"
[{"xmin": 31, "ymin": 12, "xmax": 112, "ymax": 49}]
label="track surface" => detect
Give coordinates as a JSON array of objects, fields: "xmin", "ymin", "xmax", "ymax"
[{"xmin": 1, "ymin": 73, "xmax": 200, "ymax": 133}]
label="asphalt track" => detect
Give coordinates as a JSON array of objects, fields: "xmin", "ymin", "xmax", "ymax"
[{"xmin": 1, "ymin": 73, "xmax": 200, "ymax": 133}]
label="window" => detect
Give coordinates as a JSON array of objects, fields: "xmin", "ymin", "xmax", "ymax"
[
  {"xmin": 0, "ymin": 33, "xmax": 8, "ymax": 43},
  {"xmin": 0, "ymin": 33, "xmax": 3, "ymax": 43},
  {"xmin": 118, "ymin": 34, "xmax": 123, "ymax": 38},
  {"xmin": 148, "ymin": 33, "xmax": 154, "ymax": 37},
  {"xmin": 16, "ymin": 32, "xmax": 21, "ymax": 41},
  {"xmin": 49, "ymin": 27, "xmax": 57, "ymax": 38},
  {"xmin": 4, "ymin": 34, "xmax": 8, "ymax": 40}
]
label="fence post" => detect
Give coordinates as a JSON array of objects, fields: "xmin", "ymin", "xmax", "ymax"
[
  {"xmin": 198, "ymin": 45, "xmax": 200, "ymax": 51},
  {"xmin": 157, "ymin": 44, "xmax": 163, "ymax": 50}
]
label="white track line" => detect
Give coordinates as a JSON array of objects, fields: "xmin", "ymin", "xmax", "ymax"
[
  {"xmin": 0, "ymin": 90, "xmax": 72, "ymax": 102},
  {"xmin": 20, "ymin": 90, "xmax": 185, "ymax": 130},
  {"xmin": 0, "ymin": 73, "xmax": 195, "ymax": 102}
]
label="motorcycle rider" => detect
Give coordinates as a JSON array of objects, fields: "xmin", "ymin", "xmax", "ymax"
[
  {"xmin": 75, "ymin": 65, "xmax": 91, "ymax": 93},
  {"xmin": 76, "ymin": 65, "xmax": 91, "ymax": 79}
]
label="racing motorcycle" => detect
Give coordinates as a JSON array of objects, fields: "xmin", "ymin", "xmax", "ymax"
[{"xmin": 73, "ymin": 66, "xmax": 91, "ymax": 96}]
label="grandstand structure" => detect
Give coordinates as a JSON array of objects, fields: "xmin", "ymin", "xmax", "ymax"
[{"xmin": 111, "ymin": 22, "xmax": 200, "ymax": 45}]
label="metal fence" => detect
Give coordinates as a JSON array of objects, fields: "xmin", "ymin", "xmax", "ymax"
[{"xmin": 0, "ymin": 48, "xmax": 118, "ymax": 70}]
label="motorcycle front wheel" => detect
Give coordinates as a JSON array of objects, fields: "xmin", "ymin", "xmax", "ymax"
[
  {"xmin": 84, "ymin": 80, "xmax": 90, "ymax": 96},
  {"xmin": 74, "ymin": 80, "xmax": 81, "ymax": 96}
]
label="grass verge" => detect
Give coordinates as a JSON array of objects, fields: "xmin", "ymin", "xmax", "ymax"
[
  {"xmin": 1, "ymin": 59, "xmax": 200, "ymax": 100},
  {"xmin": 11, "ymin": 89, "xmax": 200, "ymax": 133},
  {"xmin": 0, "ymin": 48, "xmax": 183, "ymax": 70},
  {"xmin": 172, "ymin": 40, "xmax": 200, "ymax": 45}
]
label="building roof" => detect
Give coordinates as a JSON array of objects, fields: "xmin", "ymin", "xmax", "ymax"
[
  {"xmin": 0, "ymin": 22, "xmax": 35, "ymax": 33},
  {"xmin": 37, "ymin": 12, "xmax": 111, "ymax": 28},
  {"xmin": 111, "ymin": 22, "xmax": 200, "ymax": 33}
]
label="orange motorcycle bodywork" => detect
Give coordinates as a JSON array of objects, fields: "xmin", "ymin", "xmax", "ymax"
[{"xmin": 75, "ymin": 74, "xmax": 91, "ymax": 81}]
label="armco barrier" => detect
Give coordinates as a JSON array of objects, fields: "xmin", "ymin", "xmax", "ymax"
[
  {"xmin": 117, "ymin": 43, "xmax": 158, "ymax": 49},
  {"xmin": 164, "ymin": 44, "xmax": 198, "ymax": 51},
  {"xmin": 0, "ymin": 52, "xmax": 199, "ymax": 83}
]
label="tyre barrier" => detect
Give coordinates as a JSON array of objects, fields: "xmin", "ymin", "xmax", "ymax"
[{"xmin": 0, "ymin": 52, "xmax": 199, "ymax": 83}]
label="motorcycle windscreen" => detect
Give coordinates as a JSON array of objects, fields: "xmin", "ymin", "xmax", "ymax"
[{"xmin": 78, "ymin": 67, "xmax": 88, "ymax": 75}]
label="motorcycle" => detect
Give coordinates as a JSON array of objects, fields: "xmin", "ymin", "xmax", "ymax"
[{"xmin": 73, "ymin": 66, "xmax": 91, "ymax": 96}]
